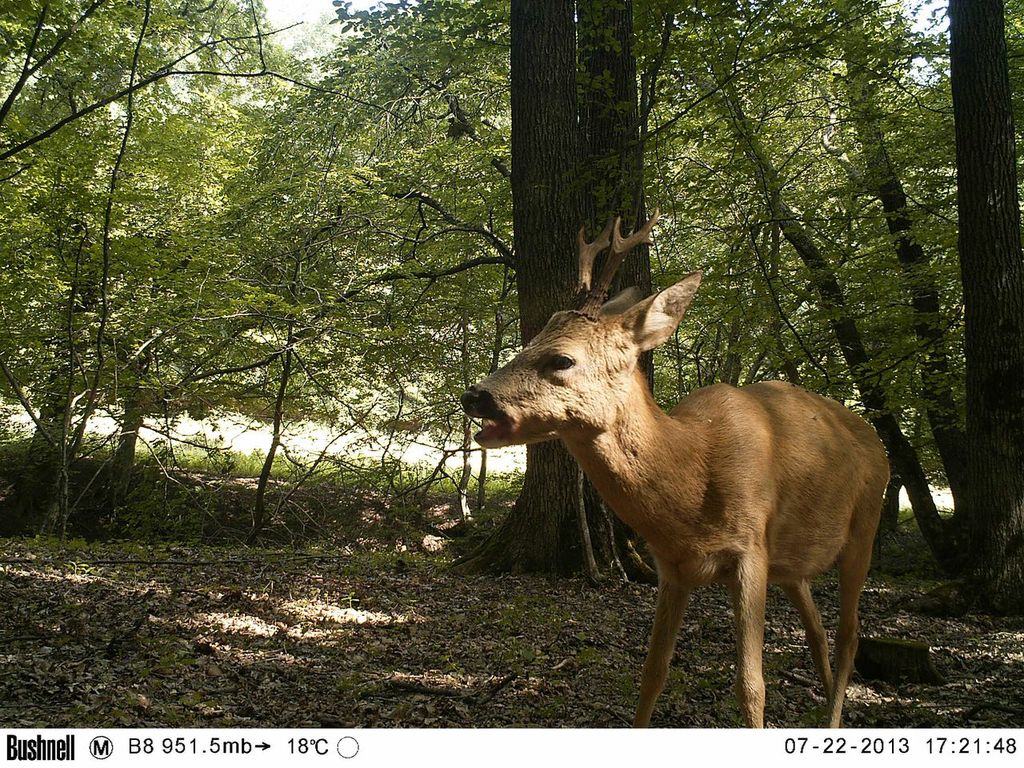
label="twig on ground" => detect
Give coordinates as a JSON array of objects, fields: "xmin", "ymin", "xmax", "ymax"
[
  {"xmin": 382, "ymin": 673, "xmax": 518, "ymax": 705},
  {"xmin": 781, "ymin": 669, "xmax": 820, "ymax": 688},
  {"xmin": 963, "ymin": 703, "xmax": 1024, "ymax": 720},
  {"xmin": 593, "ymin": 702, "xmax": 633, "ymax": 726},
  {"xmin": 474, "ymin": 673, "xmax": 517, "ymax": 705}
]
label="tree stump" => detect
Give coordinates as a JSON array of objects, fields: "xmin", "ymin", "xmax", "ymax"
[{"xmin": 855, "ymin": 636, "xmax": 945, "ymax": 684}]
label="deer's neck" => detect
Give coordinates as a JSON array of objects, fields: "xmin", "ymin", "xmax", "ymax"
[{"xmin": 560, "ymin": 369, "xmax": 710, "ymax": 545}]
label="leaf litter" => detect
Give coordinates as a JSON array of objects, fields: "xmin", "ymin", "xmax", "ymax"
[{"xmin": 1, "ymin": 538, "xmax": 1022, "ymax": 728}]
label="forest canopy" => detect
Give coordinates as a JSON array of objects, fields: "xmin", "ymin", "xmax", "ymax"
[{"xmin": 0, "ymin": 0, "xmax": 1022, "ymax": 607}]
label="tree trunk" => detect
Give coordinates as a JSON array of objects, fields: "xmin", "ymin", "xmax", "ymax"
[
  {"xmin": 719, "ymin": 82, "xmax": 962, "ymax": 572},
  {"xmin": 476, "ymin": 448, "xmax": 487, "ymax": 513},
  {"xmin": 455, "ymin": 0, "xmax": 587, "ymax": 574},
  {"xmin": 881, "ymin": 473, "xmax": 902, "ymax": 533},
  {"xmin": 578, "ymin": 0, "xmax": 653, "ymax": 379},
  {"xmin": 578, "ymin": 0, "xmax": 658, "ymax": 580},
  {"xmin": 109, "ymin": 396, "xmax": 145, "ymax": 512},
  {"xmin": 249, "ymin": 341, "xmax": 294, "ymax": 543},
  {"xmin": 949, "ymin": 0, "xmax": 1024, "ymax": 613},
  {"xmin": 840, "ymin": 4, "xmax": 967, "ymax": 509},
  {"xmin": 457, "ymin": 416, "xmax": 474, "ymax": 523},
  {"xmin": 456, "ymin": 299, "xmax": 474, "ymax": 522}
]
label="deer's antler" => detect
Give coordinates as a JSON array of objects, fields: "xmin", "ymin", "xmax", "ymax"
[
  {"xmin": 577, "ymin": 208, "xmax": 660, "ymax": 317},
  {"xmin": 577, "ymin": 218, "xmax": 615, "ymax": 295}
]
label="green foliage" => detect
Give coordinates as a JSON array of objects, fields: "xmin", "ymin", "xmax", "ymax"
[{"xmin": 0, "ymin": 0, "xmax": 993, "ymax": 539}]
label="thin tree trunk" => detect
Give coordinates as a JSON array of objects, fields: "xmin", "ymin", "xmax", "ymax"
[
  {"xmin": 109, "ymin": 351, "xmax": 152, "ymax": 512},
  {"xmin": 109, "ymin": 395, "xmax": 145, "ymax": 510},
  {"xmin": 249, "ymin": 341, "xmax": 294, "ymax": 543},
  {"xmin": 839, "ymin": 6, "xmax": 967, "ymax": 507},
  {"xmin": 719, "ymin": 82, "xmax": 961, "ymax": 572},
  {"xmin": 881, "ymin": 473, "xmax": 902, "ymax": 533},
  {"xmin": 457, "ymin": 298, "xmax": 474, "ymax": 522},
  {"xmin": 41, "ymin": 0, "xmax": 151, "ymax": 536},
  {"xmin": 476, "ymin": 448, "xmax": 487, "ymax": 513},
  {"xmin": 949, "ymin": 0, "xmax": 1024, "ymax": 613},
  {"xmin": 458, "ymin": 416, "xmax": 473, "ymax": 523},
  {"xmin": 475, "ymin": 282, "xmax": 508, "ymax": 517},
  {"xmin": 576, "ymin": 467, "xmax": 601, "ymax": 584}
]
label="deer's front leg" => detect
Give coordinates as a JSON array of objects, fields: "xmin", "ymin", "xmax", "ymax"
[
  {"xmin": 729, "ymin": 555, "xmax": 768, "ymax": 727},
  {"xmin": 634, "ymin": 580, "xmax": 690, "ymax": 727}
]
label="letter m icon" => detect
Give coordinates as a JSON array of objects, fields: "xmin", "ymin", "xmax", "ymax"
[{"xmin": 89, "ymin": 737, "xmax": 113, "ymax": 759}]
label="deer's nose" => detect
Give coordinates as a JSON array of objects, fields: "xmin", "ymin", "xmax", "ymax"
[{"xmin": 461, "ymin": 385, "xmax": 498, "ymax": 418}]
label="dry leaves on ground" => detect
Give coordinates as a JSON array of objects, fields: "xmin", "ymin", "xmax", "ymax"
[{"xmin": 1, "ymin": 539, "xmax": 1022, "ymax": 729}]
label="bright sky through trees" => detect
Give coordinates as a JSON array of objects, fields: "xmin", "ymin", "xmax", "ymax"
[{"xmin": 264, "ymin": 0, "xmax": 377, "ymax": 28}]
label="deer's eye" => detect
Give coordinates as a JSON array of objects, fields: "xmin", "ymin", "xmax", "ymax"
[{"xmin": 548, "ymin": 354, "xmax": 576, "ymax": 371}]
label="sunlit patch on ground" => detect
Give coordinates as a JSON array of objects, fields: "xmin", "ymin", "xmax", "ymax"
[
  {"xmin": 6, "ymin": 565, "xmax": 109, "ymax": 585},
  {"xmin": 281, "ymin": 599, "xmax": 414, "ymax": 626},
  {"xmin": 198, "ymin": 612, "xmax": 282, "ymax": 638}
]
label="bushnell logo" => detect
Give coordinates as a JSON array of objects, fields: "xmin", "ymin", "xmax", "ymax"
[{"xmin": 6, "ymin": 735, "xmax": 76, "ymax": 761}]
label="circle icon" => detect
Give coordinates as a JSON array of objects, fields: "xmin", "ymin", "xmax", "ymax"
[
  {"xmin": 89, "ymin": 736, "xmax": 114, "ymax": 760},
  {"xmin": 337, "ymin": 736, "xmax": 359, "ymax": 759}
]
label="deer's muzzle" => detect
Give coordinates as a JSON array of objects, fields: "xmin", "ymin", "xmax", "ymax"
[
  {"xmin": 460, "ymin": 385, "xmax": 515, "ymax": 446},
  {"xmin": 460, "ymin": 385, "xmax": 500, "ymax": 419}
]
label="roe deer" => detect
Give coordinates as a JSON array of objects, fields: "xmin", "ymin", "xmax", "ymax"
[{"xmin": 460, "ymin": 211, "xmax": 888, "ymax": 727}]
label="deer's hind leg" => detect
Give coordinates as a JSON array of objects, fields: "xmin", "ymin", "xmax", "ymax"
[
  {"xmin": 827, "ymin": 534, "xmax": 874, "ymax": 727},
  {"xmin": 827, "ymin": 484, "xmax": 883, "ymax": 728},
  {"xmin": 781, "ymin": 580, "xmax": 833, "ymax": 702}
]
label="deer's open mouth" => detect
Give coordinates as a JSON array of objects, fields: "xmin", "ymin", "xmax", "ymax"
[
  {"xmin": 461, "ymin": 385, "xmax": 518, "ymax": 447},
  {"xmin": 475, "ymin": 414, "xmax": 516, "ymax": 447}
]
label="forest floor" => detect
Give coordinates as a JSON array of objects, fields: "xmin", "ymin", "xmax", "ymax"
[{"xmin": 2, "ymin": 531, "xmax": 1024, "ymax": 729}]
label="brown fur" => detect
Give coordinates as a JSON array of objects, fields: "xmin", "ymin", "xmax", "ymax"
[{"xmin": 466, "ymin": 276, "xmax": 888, "ymax": 727}]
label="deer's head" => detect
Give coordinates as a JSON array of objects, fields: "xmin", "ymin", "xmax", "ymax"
[{"xmin": 461, "ymin": 210, "xmax": 702, "ymax": 448}]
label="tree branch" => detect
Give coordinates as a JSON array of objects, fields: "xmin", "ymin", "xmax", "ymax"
[
  {"xmin": 0, "ymin": 356, "xmax": 57, "ymax": 447},
  {"xmin": 178, "ymin": 348, "xmax": 287, "ymax": 386},
  {"xmin": 341, "ymin": 255, "xmax": 512, "ymax": 300},
  {"xmin": 388, "ymin": 189, "xmax": 514, "ymax": 262},
  {"xmin": 639, "ymin": 12, "xmax": 674, "ymax": 133},
  {"xmin": 818, "ymin": 86, "xmax": 862, "ymax": 182},
  {"xmin": 0, "ymin": 0, "xmax": 110, "ymax": 131},
  {"xmin": 0, "ymin": 24, "xmax": 387, "ymax": 164}
]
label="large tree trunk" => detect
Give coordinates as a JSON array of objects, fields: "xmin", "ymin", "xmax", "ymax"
[
  {"xmin": 577, "ymin": 0, "xmax": 656, "ymax": 580},
  {"xmin": 456, "ymin": 0, "xmax": 587, "ymax": 574},
  {"xmin": 949, "ymin": 0, "xmax": 1024, "ymax": 613},
  {"xmin": 578, "ymin": 0, "xmax": 653, "ymax": 357}
]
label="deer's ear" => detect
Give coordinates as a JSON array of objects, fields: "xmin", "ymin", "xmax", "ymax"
[
  {"xmin": 599, "ymin": 286, "xmax": 643, "ymax": 316},
  {"xmin": 622, "ymin": 271, "xmax": 702, "ymax": 352}
]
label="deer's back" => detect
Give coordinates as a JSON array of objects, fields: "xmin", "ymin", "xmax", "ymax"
[{"xmin": 670, "ymin": 380, "xmax": 888, "ymax": 582}]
